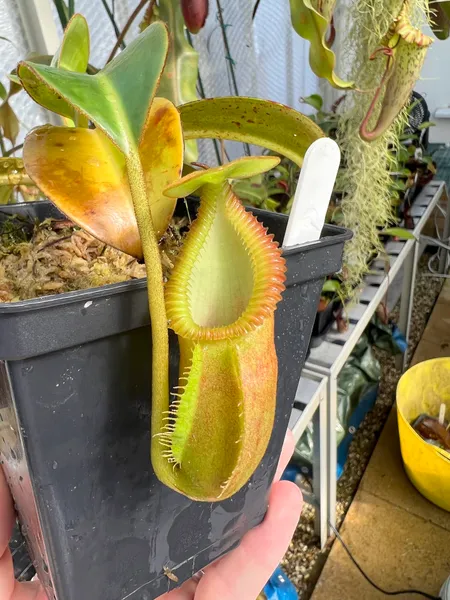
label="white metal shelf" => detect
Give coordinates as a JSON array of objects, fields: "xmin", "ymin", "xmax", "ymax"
[
  {"xmin": 288, "ymin": 369, "xmax": 328, "ymax": 548},
  {"xmin": 302, "ymin": 180, "xmax": 450, "ymax": 532}
]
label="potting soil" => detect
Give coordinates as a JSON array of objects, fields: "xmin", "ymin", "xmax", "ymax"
[{"xmin": 0, "ymin": 215, "xmax": 188, "ymax": 302}]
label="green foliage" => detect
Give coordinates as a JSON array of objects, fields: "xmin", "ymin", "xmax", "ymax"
[
  {"xmin": 381, "ymin": 227, "xmax": 415, "ymax": 239},
  {"xmin": 322, "ymin": 278, "xmax": 341, "ymax": 293},
  {"xmin": 301, "ymin": 94, "xmax": 342, "ymax": 137},
  {"xmin": 19, "ymin": 23, "xmax": 169, "ymax": 155},
  {"xmin": 418, "ymin": 121, "xmax": 435, "ymax": 130},
  {"xmin": 333, "ymin": 0, "xmax": 429, "ymax": 299},
  {"xmin": 290, "ymin": 0, "xmax": 354, "ymax": 89},
  {"xmin": 301, "ymin": 94, "xmax": 323, "ymax": 111}
]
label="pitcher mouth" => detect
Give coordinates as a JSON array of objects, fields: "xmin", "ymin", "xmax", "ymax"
[{"xmin": 165, "ymin": 184, "xmax": 286, "ymax": 341}]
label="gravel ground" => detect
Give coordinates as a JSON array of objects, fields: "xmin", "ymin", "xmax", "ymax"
[{"xmin": 281, "ymin": 252, "xmax": 444, "ymax": 599}]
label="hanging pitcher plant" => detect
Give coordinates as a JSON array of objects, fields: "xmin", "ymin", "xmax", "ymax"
[
  {"xmin": 290, "ymin": 0, "xmax": 435, "ymax": 142},
  {"xmin": 359, "ymin": 4, "xmax": 432, "ymax": 142},
  {"xmin": 17, "ymin": 16, "xmax": 323, "ymax": 500},
  {"xmin": 289, "ymin": 0, "xmax": 437, "ymax": 299}
]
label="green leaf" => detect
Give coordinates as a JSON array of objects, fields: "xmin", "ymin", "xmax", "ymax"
[
  {"xmin": 232, "ymin": 177, "xmax": 268, "ymax": 206},
  {"xmin": 301, "ymin": 94, "xmax": 323, "ymax": 111},
  {"xmin": 399, "ymin": 133, "xmax": 418, "ymax": 141},
  {"xmin": 263, "ymin": 198, "xmax": 280, "ymax": 212},
  {"xmin": 0, "ymin": 82, "xmax": 7, "ymax": 102},
  {"xmin": 322, "ymin": 279, "xmax": 341, "ymax": 293},
  {"xmin": 290, "ymin": 0, "xmax": 354, "ymax": 90},
  {"xmin": 320, "ymin": 120, "xmax": 338, "ymax": 135},
  {"xmin": 398, "ymin": 146, "xmax": 410, "ymax": 163},
  {"xmin": 284, "ymin": 195, "xmax": 295, "ymax": 213},
  {"xmin": 19, "ymin": 22, "xmax": 169, "ymax": 155},
  {"xmin": 180, "ymin": 97, "xmax": 324, "ymax": 167},
  {"xmin": 407, "ymin": 98, "xmax": 421, "ymax": 115},
  {"xmin": 381, "ymin": 227, "xmax": 415, "ymax": 239},
  {"xmin": 165, "ymin": 156, "xmax": 281, "ymax": 198},
  {"xmin": 273, "ymin": 164, "xmax": 290, "ymax": 179},
  {"xmin": 391, "ymin": 179, "xmax": 407, "ymax": 191},
  {"xmin": 418, "ymin": 121, "xmax": 436, "ymax": 130},
  {"xmin": 267, "ymin": 183, "xmax": 285, "ymax": 196},
  {"xmin": 51, "ymin": 14, "xmax": 90, "ymax": 73}
]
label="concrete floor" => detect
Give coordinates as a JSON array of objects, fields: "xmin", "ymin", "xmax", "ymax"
[{"xmin": 312, "ymin": 280, "xmax": 450, "ymax": 600}]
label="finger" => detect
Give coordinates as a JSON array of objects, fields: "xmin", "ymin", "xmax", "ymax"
[
  {"xmin": 0, "ymin": 467, "xmax": 15, "ymax": 599},
  {"xmin": 0, "ymin": 469, "xmax": 46, "ymax": 600},
  {"xmin": 0, "ymin": 468, "xmax": 15, "ymax": 555},
  {"xmin": 196, "ymin": 480, "xmax": 302, "ymax": 600},
  {"xmin": 155, "ymin": 430, "xmax": 296, "ymax": 600},
  {"xmin": 156, "ymin": 575, "xmax": 198, "ymax": 600},
  {"xmin": 0, "ymin": 546, "xmax": 15, "ymax": 600},
  {"xmin": 274, "ymin": 428, "xmax": 295, "ymax": 482},
  {"xmin": 10, "ymin": 580, "xmax": 48, "ymax": 600}
]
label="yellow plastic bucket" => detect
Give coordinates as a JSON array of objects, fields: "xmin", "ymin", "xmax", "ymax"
[{"xmin": 396, "ymin": 357, "xmax": 450, "ymax": 512}]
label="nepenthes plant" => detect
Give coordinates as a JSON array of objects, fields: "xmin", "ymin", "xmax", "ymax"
[
  {"xmin": 291, "ymin": 0, "xmax": 434, "ymax": 141},
  {"xmin": 359, "ymin": 3, "xmax": 432, "ymax": 141},
  {"xmin": 289, "ymin": 0, "xmax": 436, "ymax": 300},
  {"xmin": 18, "ymin": 16, "xmax": 323, "ymax": 500}
]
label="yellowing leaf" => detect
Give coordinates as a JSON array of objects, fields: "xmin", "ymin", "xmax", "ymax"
[
  {"xmin": 381, "ymin": 227, "xmax": 415, "ymax": 239},
  {"xmin": 23, "ymin": 98, "xmax": 183, "ymax": 257},
  {"xmin": 19, "ymin": 22, "xmax": 169, "ymax": 155},
  {"xmin": 180, "ymin": 97, "xmax": 324, "ymax": 167},
  {"xmin": 0, "ymin": 101, "xmax": 19, "ymax": 145}
]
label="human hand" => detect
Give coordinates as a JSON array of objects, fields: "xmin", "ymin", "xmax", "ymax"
[
  {"xmin": 0, "ymin": 430, "xmax": 301, "ymax": 600},
  {"xmin": 157, "ymin": 429, "xmax": 302, "ymax": 600},
  {"xmin": 0, "ymin": 465, "xmax": 47, "ymax": 600}
]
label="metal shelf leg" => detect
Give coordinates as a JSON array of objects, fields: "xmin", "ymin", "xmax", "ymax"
[
  {"xmin": 439, "ymin": 186, "xmax": 450, "ymax": 274},
  {"xmin": 312, "ymin": 385, "xmax": 328, "ymax": 548},
  {"xmin": 327, "ymin": 374, "xmax": 338, "ymax": 532},
  {"xmin": 397, "ymin": 241, "xmax": 419, "ymax": 371}
]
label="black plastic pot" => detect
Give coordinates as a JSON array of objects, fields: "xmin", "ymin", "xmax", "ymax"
[{"xmin": 0, "ymin": 201, "xmax": 351, "ymax": 600}]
